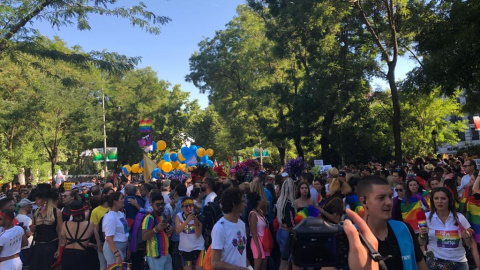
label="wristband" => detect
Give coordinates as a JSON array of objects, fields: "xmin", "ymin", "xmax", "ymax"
[
  {"xmin": 114, "ymin": 250, "xmax": 119, "ymax": 254},
  {"xmin": 153, "ymin": 227, "xmax": 158, "ymax": 233}
]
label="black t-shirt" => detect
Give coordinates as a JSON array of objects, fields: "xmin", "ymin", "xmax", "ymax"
[
  {"xmin": 378, "ymin": 222, "xmax": 423, "ymax": 270},
  {"xmin": 282, "ymin": 201, "xmax": 295, "ymax": 228}
]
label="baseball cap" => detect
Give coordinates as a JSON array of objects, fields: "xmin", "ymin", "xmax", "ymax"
[{"xmin": 18, "ymin": 198, "xmax": 34, "ymax": 208}]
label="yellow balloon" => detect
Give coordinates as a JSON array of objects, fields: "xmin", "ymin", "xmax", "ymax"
[
  {"xmin": 157, "ymin": 140, "xmax": 167, "ymax": 151},
  {"xmin": 172, "ymin": 161, "xmax": 179, "ymax": 169},
  {"xmin": 162, "ymin": 162, "xmax": 173, "ymax": 172},
  {"xmin": 178, "ymin": 152, "xmax": 185, "ymax": 161},
  {"xmin": 206, "ymin": 149, "xmax": 214, "ymax": 157},
  {"xmin": 123, "ymin": 165, "xmax": 131, "ymax": 173},
  {"xmin": 131, "ymin": 164, "xmax": 140, "ymax": 173},
  {"xmin": 197, "ymin": 148, "xmax": 206, "ymax": 157},
  {"xmin": 158, "ymin": 160, "xmax": 166, "ymax": 169},
  {"xmin": 138, "ymin": 167, "xmax": 144, "ymax": 173}
]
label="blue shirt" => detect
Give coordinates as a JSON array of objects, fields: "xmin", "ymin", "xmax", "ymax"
[{"xmin": 264, "ymin": 187, "xmax": 273, "ymax": 224}]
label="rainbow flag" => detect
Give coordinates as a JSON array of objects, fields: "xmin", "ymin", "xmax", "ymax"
[
  {"xmin": 316, "ymin": 194, "xmax": 325, "ymax": 207},
  {"xmin": 457, "ymin": 197, "xmax": 467, "ymax": 214},
  {"xmin": 346, "ymin": 194, "xmax": 364, "ymax": 218},
  {"xmin": 139, "ymin": 119, "xmax": 152, "ymax": 133},
  {"xmin": 401, "ymin": 195, "xmax": 425, "ymax": 232},
  {"xmin": 466, "ymin": 197, "xmax": 480, "ymax": 243},
  {"xmin": 422, "ymin": 190, "xmax": 431, "ymax": 209}
]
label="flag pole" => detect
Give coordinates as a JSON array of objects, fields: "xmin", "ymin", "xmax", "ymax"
[{"xmin": 102, "ymin": 78, "xmax": 108, "ymax": 180}]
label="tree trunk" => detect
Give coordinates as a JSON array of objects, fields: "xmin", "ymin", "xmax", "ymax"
[
  {"xmin": 277, "ymin": 146, "xmax": 286, "ymax": 166},
  {"xmin": 320, "ymin": 110, "xmax": 336, "ymax": 165},
  {"xmin": 388, "ymin": 62, "xmax": 402, "ymax": 165},
  {"xmin": 294, "ymin": 136, "xmax": 304, "ymax": 159}
]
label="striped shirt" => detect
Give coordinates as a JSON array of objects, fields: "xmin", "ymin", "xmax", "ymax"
[{"xmin": 142, "ymin": 213, "xmax": 169, "ymax": 257}]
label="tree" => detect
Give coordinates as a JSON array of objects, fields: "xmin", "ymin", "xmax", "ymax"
[
  {"xmin": 0, "ymin": 0, "xmax": 170, "ymax": 73},
  {"xmin": 352, "ymin": 0, "xmax": 417, "ymax": 164}
]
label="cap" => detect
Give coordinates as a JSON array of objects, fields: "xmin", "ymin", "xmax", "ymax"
[
  {"xmin": 329, "ymin": 167, "xmax": 339, "ymax": 177},
  {"xmin": 267, "ymin": 174, "xmax": 276, "ymax": 179},
  {"xmin": 281, "ymin": 172, "xmax": 288, "ymax": 177},
  {"xmin": 18, "ymin": 198, "xmax": 34, "ymax": 208}
]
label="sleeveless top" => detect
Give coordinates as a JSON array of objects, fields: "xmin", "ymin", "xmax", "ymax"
[
  {"xmin": 177, "ymin": 212, "xmax": 204, "ymax": 252},
  {"xmin": 33, "ymin": 208, "xmax": 58, "ymax": 243},
  {"xmin": 250, "ymin": 210, "xmax": 267, "ymax": 238},
  {"xmin": 65, "ymin": 221, "xmax": 91, "ymax": 250}
]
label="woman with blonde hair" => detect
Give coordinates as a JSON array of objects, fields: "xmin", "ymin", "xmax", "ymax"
[
  {"xmin": 276, "ymin": 178, "xmax": 296, "ymax": 268},
  {"xmin": 29, "ymin": 184, "xmax": 63, "ymax": 270},
  {"xmin": 320, "ymin": 178, "xmax": 351, "ymax": 224},
  {"xmin": 250, "ymin": 180, "xmax": 269, "ymax": 215}
]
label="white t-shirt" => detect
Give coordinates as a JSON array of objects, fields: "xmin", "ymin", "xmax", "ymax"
[
  {"xmin": 162, "ymin": 191, "xmax": 171, "ymax": 204},
  {"xmin": 187, "ymin": 185, "xmax": 194, "ymax": 197},
  {"xmin": 15, "ymin": 214, "xmax": 33, "ymax": 249},
  {"xmin": 211, "ymin": 217, "xmax": 247, "ymax": 268},
  {"xmin": 177, "ymin": 213, "xmax": 204, "ymax": 252},
  {"xmin": 0, "ymin": 226, "xmax": 24, "ymax": 257},
  {"xmin": 458, "ymin": 174, "xmax": 471, "ymax": 195},
  {"xmin": 426, "ymin": 212, "xmax": 471, "ymax": 262},
  {"xmin": 205, "ymin": 192, "xmax": 217, "ymax": 205},
  {"xmin": 102, "ymin": 210, "xmax": 129, "ymax": 242}
]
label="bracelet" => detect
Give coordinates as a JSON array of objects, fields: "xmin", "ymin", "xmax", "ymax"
[
  {"xmin": 420, "ymin": 234, "xmax": 426, "ymax": 239},
  {"xmin": 114, "ymin": 250, "xmax": 119, "ymax": 254},
  {"xmin": 153, "ymin": 227, "xmax": 158, "ymax": 233}
]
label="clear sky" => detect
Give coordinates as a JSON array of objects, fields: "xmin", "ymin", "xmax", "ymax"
[{"xmin": 31, "ymin": 0, "xmax": 415, "ymax": 108}]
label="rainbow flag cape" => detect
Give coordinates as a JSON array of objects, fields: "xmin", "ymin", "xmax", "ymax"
[
  {"xmin": 139, "ymin": 119, "xmax": 152, "ymax": 133},
  {"xmin": 294, "ymin": 205, "xmax": 320, "ymax": 225},
  {"xmin": 401, "ymin": 195, "xmax": 425, "ymax": 232},
  {"xmin": 346, "ymin": 193, "xmax": 364, "ymax": 218},
  {"xmin": 466, "ymin": 197, "xmax": 480, "ymax": 243}
]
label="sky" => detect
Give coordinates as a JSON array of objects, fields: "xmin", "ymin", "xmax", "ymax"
[{"xmin": 31, "ymin": 0, "xmax": 416, "ymax": 109}]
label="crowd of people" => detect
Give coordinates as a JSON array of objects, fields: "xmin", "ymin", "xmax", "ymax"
[{"xmin": 0, "ymin": 153, "xmax": 480, "ymax": 270}]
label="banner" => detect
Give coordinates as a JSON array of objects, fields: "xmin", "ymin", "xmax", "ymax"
[{"xmin": 92, "ymin": 147, "xmax": 118, "ymax": 162}]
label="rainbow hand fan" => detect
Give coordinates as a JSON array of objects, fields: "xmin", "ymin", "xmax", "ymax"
[{"xmin": 294, "ymin": 205, "xmax": 320, "ymax": 225}]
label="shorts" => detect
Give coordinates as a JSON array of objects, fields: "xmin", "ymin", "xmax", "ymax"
[
  {"xmin": 181, "ymin": 249, "xmax": 205, "ymax": 267},
  {"xmin": 20, "ymin": 248, "xmax": 31, "ymax": 267},
  {"xmin": 251, "ymin": 236, "xmax": 270, "ymax": 259},
  {"xmin": 0, "ymin": 257, "xmax": 22, "ymax": 270}
]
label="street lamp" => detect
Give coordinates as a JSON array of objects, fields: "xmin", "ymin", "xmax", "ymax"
[{"xmin": 431, "ymin": 130, "xmax": 438, "ymax": 153}]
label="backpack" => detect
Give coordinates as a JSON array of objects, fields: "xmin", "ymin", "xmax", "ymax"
[
  {"xmin": 98, "ymin": 211, "xmax": 108, "ymax": 243},
  {"xmin": 203, "ymin": 200, "xmax": 223, "ymax": 232}
]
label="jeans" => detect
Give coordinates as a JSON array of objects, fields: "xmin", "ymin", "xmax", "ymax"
[
  {"xmin": 103, "ymin": 241, "xmax": 127, "ymax": 266},
  {"xmin": 146, "ymin": 255, "xmax": 173, "ymax": 270},
  {"xmin": 98, "ymin": 249, "xmax": 107, "ymax": 270}
]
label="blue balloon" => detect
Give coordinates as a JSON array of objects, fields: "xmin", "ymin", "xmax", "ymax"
[
  {"xmin": 151, "ymin": 168, "xmax": 161, "ymax": 179},
  {"xmin": 207, "ymin": 160, "xmax": 214, "ymax": 168},
  {"xmin": 170, "ymin": 153, "xmax": 178, "ymax": 162},
  {"xmin": 140, "ymin": 160, "xmax": 144, "ymax": 168},
  {"xmin": 201, "ymin": 156, "xmax": 208, "ymax": 162},
  {"xmin": 181, "ymin": 146, "xmax": 190, "ymax": 158},
  {"xmin": 122, "ymin": 167, "xmax": 129, "ymax": 176},
  {"xmin": 163, "ymin": 153, "xmax": 170, "ymax": 162},
  {"xmin": 189, "ymin": 145, "xmax": 198, "ymax": 156},
  {"xmin": 152, "ymin": 141, "xmax": 157, "ymax": 152},
  {"xmin": 179, "ymin": 159, "xmax": 186, "ymax": 164}
]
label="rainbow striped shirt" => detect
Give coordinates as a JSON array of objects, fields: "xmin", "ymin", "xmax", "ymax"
[{"xmin": 142, "ymin": 214, "xmax": 169, "ymax": 257}]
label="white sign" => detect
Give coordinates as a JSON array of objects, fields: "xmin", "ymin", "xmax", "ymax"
[
  {"xmin": 314, "ymin": 160, "xmax": 324, "ymax": 167},
  {"xmin": 474, "ymin": 159, "xmax": 480, "ymax": 171},
  {"xmin": 320, "ymin": 165, "xmax": 332, "ymax": 175}
]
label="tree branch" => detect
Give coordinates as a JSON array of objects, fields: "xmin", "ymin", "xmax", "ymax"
[
  {"xmin": 401, "ymin": 44, "xmax": 424, "ymax": 68},
  {"xmin": 354, "ymin": 0, "xmax": 391, "ymax": 62}
]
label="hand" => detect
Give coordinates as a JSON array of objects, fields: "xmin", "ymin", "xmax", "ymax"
[
  {"xmin": 128, "ymin": 198, "xmax": 140, "ymax": 208},
  {"xmin": 155, "ymin": 222, "xmax": 168, "ymax": 231},
  {"xmin": 344, "ymin": 209, "xmax": 379, "ymax": 270},
  {"xmin": 418, "ymin": 227, "xmax": 429, "ymax": 235},
  {"xmin": 461, "ymin": 229, "xmax": 472, "ymax": 240},
  {"xmin": 54, "ymin": 250, "xmax": 59, "ymax": 259},
  {"xmin": 115, "ymin": 255, "xmax": 123, "ymax": 264},
  {"xmin": 165, "ymin": 226, "xmax": 173, "ymax": 236},
  {"xmin": 29, "ymin": 224, "xmax": 36, "ymax": 232}
]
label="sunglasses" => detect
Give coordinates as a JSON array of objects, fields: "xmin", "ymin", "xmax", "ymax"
[
  {"xmin": 183, "ymin": 204, "xmax": 194, "ymax": 208},
  {"xmin": 154, "ymin": 203, "xmax": 165, "ymax": 208},
  {"xmin": 395, "ymin": 189, "xmax": 404, "ymax": 192}
]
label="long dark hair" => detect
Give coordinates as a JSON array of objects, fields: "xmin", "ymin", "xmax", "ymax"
[
  {"xmin": 296, "ymin": 182, "xmax": 310, "ymax": 199},
  {"xmin": 428, "ymin": 187, "xmax": 458, "ymax": 222}
]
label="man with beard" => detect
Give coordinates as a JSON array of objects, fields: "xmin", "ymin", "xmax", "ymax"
[
  {"xmin": 201, "ymin": 178, "xmax": 217, "ymax": 213},
  {"xmin": 142, "ymin": 193, "xmax": 173, "ymax": 270}
]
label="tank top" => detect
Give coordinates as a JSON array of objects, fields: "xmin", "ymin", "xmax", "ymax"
[
  {"xmin": 250, "ymin": 210, "xmax": 267, "ymax": 238},
  {"xmin": 177, "ymin": 213, "xmax": 204, "ymax": 252}
]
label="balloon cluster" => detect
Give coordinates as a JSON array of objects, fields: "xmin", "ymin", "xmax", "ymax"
[{"xmin": 122, "ymin": 141, "xmax": 215, "ymax": 179}]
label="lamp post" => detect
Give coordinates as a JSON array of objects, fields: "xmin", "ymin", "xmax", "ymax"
[{"xmin": 431, "ymin": 130, "xmax": 438, "ymax": 153}]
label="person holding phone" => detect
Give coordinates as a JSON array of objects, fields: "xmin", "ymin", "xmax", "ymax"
[{"xmin": 175, "ymin": 197, "xmax": 204, "ymax": 270}]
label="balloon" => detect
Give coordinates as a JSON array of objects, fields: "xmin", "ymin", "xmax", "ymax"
[
  {"xmin": 197, "ymin": 148, "xmax": 206, "ymax": 157},
  {"xmin": 138, "ymin": 167, "xmax": 144, "ymax": 173},
  {"xmin": 151, "ymin": 168, "xmax": 161, "ymax": 179},
  {"xmin": 163, "ymin": 153, "xmax": 170, "ymax": 162},
  {"xmin": 124, "ymin": 165, "xmax": 131, "ymax": 173},
  {"xmin": 178, "ymin": 152, "xmax": 186, "ymax": 161},
  {"xmin": 162, "ymin": 162, "xmax": 173, "ymax": 172},
  {"xmin": 190, "ymin": 145, "xmax": 198, "ymax": 156},
  {"xmin": 181, "ymin": 147, "xmax": 190, "ymax": 158},
  {"xmin": 122, "ymin": 167, "xmax": 129, "ymax": 176},
  {"xmin": 157, "ymin": 140, "xmax": 167, "ymax": 151},
  {"xmin": 172, "ymin": 161, "xmax": 179, "ymax": 169},
  {"xmin": 207, "ymin": 160, "xmax": 214, "ymax": 168},
  {"xmin": 170, "ymin": 153, "xmax": 178, "ymax": 162},
  {"xmin": 140, "ymin": 160, "xmax": 144, "ymax": 168},
  {"xmin": 201, "ymin": 155, "xmax": 209, "ymax": 163},
  {"xmin": 152, "ymin": 141, "xmax": 157, "ymax": 152},
  {"xmin": 158, "ymin": 160, "xmax": 166, "ymax": 169},
  {"xmin": 131, "ymin": 164, "xmax": 140, "ymax": 173},
  {"xmin": 206, "ymin": 149, "xmax": 214, "ymax": 157}
]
